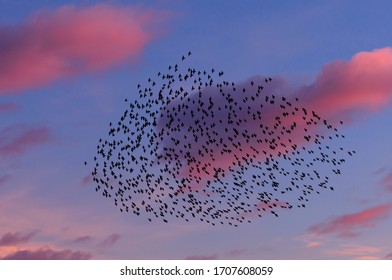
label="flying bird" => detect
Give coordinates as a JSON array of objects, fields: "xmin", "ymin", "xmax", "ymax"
[{"xmin": 87, "ymin": 51, "xmax": 356, "ymax": 226}]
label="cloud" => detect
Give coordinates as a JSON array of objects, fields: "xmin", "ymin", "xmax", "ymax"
[
  {"xmin": 225, "ymin": 248, "xmax": 247, "ymax": 258},
  {"xmin": 157, "ymin": 47, "xmax": 392, "ymax": 182},
  {"xmin": 305, "ymin": 241, "xmax": 321, "ymax": 248},
  {"xmin": 308, "ymin": 203, "xmax": 392, "ymax": 237},
  {"xmin": 185, "ymin": 254, "xmax": 218, "ymax": 260},
  {"xmin": 354, "ymin": 256, "xmax": 381, "ymax": 260},
  {"xmin": 0, "ymin": 174, "xmax": 12, "ymax": 185},
  {"xmin": 0, "ymin": 103, "xmax": 18, "ymax": 113},
  {"xmin": 0, "ymin": 124, "xmax": 53, "ymax": 157},
  {"xmin": 326, "ymin": 245, "xmax": 382, "ymax": 257},
  {"xmin": 98, "ymin": 233, "xmax": 121, "ymax": 247},
  {"xmin": 0, "ymin": 231, "xmax": 38, "ymax": 246},
  {"xmin": 379, "ymin": 170, "xmax": 392, "ymax": 193},
  {"xmin": 80, "ymin": 174, "xmax": 93, "ymax": 186},
  {"xmin": 0, "ymin": 4, "xmax": 170, "ymax": 94},
  {"xmin": 71, "ymin": 235, "xmax": 94, "ymax": 244},
  {"xmin": 385, "ymin": 252, "xmax": 392, "ymax": 259},
  {"xmin": 296, "ymin": 47, "xmax": 392, "ymax": 121},
  {"xmin": 1, "ymin": 246, "xmax": 92, "ymax": 260}
]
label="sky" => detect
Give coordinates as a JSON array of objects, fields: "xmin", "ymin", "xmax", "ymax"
[{"xmin": 1, "ymin": 0, "xmax": 392, "ymax": 260}]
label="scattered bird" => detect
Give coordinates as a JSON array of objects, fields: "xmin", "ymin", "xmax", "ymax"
[{"xmin": 87, "ymin": 51, "xmax": 356, "ymax": 226}]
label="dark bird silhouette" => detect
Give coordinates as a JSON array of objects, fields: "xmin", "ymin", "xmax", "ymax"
[{"xmin": 87, "ymin": 51, "xmax": 356, "ymax": 227}]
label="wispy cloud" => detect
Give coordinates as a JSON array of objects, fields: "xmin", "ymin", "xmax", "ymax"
[
  {"xmin": 0, "ymin": 103, "xmax": 19, "ymax": 113},
  {"xmin": 0, "ymin": 231, "xmax": 38, "ymax": 246},
  {"xmin": 0, "ymin": 4, "xmax": 170, "ymax": 94},
  {"xmin": 326, "ymin": 244, "xmax": 382, "ymax": 258},
  {"xmin": 0, "ymin": 124, "xmax": 52, "ymax": 157},
  {"xmin": 1, "ymin": 246, "xmax": 92, "ymax": 260},
  {"xmin": 80, "ymin": 174, "xmax": 93, "ymax": 186},
  {"xmin": 185, "ymin": 254, "xmax": 218, "ymax": 260},
  {"xmin": 0, "ymin": 174, "xmax": 12, "ymax": 185},
  {"xmin": 308, "ymin": 203, "xmax": 392, "ymax": 237},
  {"xmin": 98, "ymin": 233, "xmax": 121, "ymax": 247},
  {"xmin": 379, "ymin": 170, "xmax": 392, "ymax": 193},
  {"xmin": 225, "ymin": 248, "xmax": 247, "ymax": 258},
  {"xmin": 71, "ymin": 235, "xmax": 94, "ymax": 244}
]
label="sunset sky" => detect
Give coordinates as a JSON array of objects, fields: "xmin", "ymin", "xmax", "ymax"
[{"xmin": 1, "ymin": 0, "xmax": 392, "ymax": 260}]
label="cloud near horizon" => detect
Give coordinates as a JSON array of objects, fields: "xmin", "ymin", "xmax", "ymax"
[
  {"xmin": 98, "ymin": 233, "xmax": 121, "ymax": 247},
  {"xmin": 0, "ymin": 231, "xmax": 38, "ymax": 246},
  {"xmin": 185, "ymin": 254, "xmax": 218, "ymax": 260},
  {"xmin": 1, "ymin": 246, "xmax": 92, "ymax": 260},
  {"xmin": 0, "ymin": 4, "xmax": 169, "ymax": 94},
  {"xmin": 308, "ymin": 203, "xmax": 392, "ymax": 237}
]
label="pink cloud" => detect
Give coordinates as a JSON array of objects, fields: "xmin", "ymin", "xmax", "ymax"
[
  {"xmin": 326, "ymin": 245, "xmax": 382, "ymax": 257},
  {"xmin": 0, "ymin": 4, "xmax": 170, "ymax": 94},
  {"xmin": 156, "ymin": 47, "xmax": 392, "ymax": 190},
  {"xmin": 226, "ymin": 248, "xmax": 247, "ymax": 258},
  {"xmin": 0, "ymin": 125, "xmax": 53, "ymax": 157},
  {"xmin": 385, "ymin": 252, "xmax": 392, "ymax": 259},
  {"xmin": 100, "ymin": 47, "xmax": 392, "ymax": 224},
  {"xmin": 354, "ymin": 256, "xmax": 381, "ymax": 260},
  {"xmin": 0, "ymin": 231, "xmax": 38, "ymax": 246},
  {"xmin": 98, "ymin": 233, "xmax": 121, "ymax": 247},
  {"xmin": 1, "ymin": 246, "xmax": 92, "ymax": 260},
  {"xmin": 0, "ymin": 103, "xmax": 19, "ymax": 112},
  {"xmin": 185, "ymin": 254, "xmax": 218, "ymax": 260},
  {"xmin": 297, "ymin": 47, "xmax": 392, "ymax": 121},
  {"xmin": 306, "ymin": 241, "xmax": 321, "ymax": 248},
  {"xmin": 309, "ymin": 203, "xmax": 392, "ymax": 237}
]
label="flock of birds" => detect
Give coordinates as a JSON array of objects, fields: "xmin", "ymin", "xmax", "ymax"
[{"xmin": 87, "ymin": 52, "xmax": 355, "ymax": 226}]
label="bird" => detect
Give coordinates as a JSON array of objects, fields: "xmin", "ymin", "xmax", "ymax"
[{"xmin": 87, "ymin": 51, "xmax": 356, "ymax": 227}]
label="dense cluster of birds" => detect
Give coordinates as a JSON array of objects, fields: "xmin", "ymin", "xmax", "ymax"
[{"xmin": 86, "ymin": 52, "xmax": 356, "ymax": 226}]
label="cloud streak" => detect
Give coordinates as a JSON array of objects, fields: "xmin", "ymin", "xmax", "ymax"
[
  {"xmin": 71, "ymin": 235, "xmax": 94, "ymax": 244},
  {"xmin": 0, "ymin": 124, "xmax": 53, "ymax": 157},
  {"xmin": 185, "ymin": 254, "xmax": 218, "ymax": 260},
  {"xmin": 0, "ymin": 174, "xmax": 12, "ymax": 185},
  {"xmin": 379, "ymin": 170, "xmax": 392, "ymax": 193},
  {"xmin": 1, "ymin": 246, "xmax": 92, "ymax": 260},
  {"xmin": 0, "ymin": 103, "xmax": 18, "ymax": 113},
  {"xmin": 308, "ymin": 203, "xmax": 392, "ymax": 237},
  {"xmin": 98, "ymin": 233, "xmax": 121, "ymax": 247},
  {"xmin": 0, "ymin": 4, "xmax": 169, "ymax": 94},
  {"xmin": 0, "ymin": 231, "xmax": 38, "ymax": 246}
]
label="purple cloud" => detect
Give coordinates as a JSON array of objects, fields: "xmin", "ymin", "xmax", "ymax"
[
  {"xmin": 0, "ymin": 124, "xmax": 53, "ymax": 157},
  {"xmin": 0, "ymin": 103, "xmax": 19, "ymax": 113},
  {"xmin": 98, "ymin": 233, "xmax": 121, "ymax": 247},
  {"xmin": 71, "ymin": 235, "xmax": 94, "ymax": 244},
  {"xmin": 308, "ymin": 203, "xmax": 392, "ymax": 238},
  {"xmin": 185, "ymin": 254, "xmax": 218, "ymax": 260},
  {"xmin": 0, "ymin": 174, "xmax": 12, "ymax": 185},
  {"xmin": 1, "ymin": 247, "xmax": 92, "ymax": 260},
  {"xmin": 0, "ymin": 231, "xmax": 38, "ymax": 246}
]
